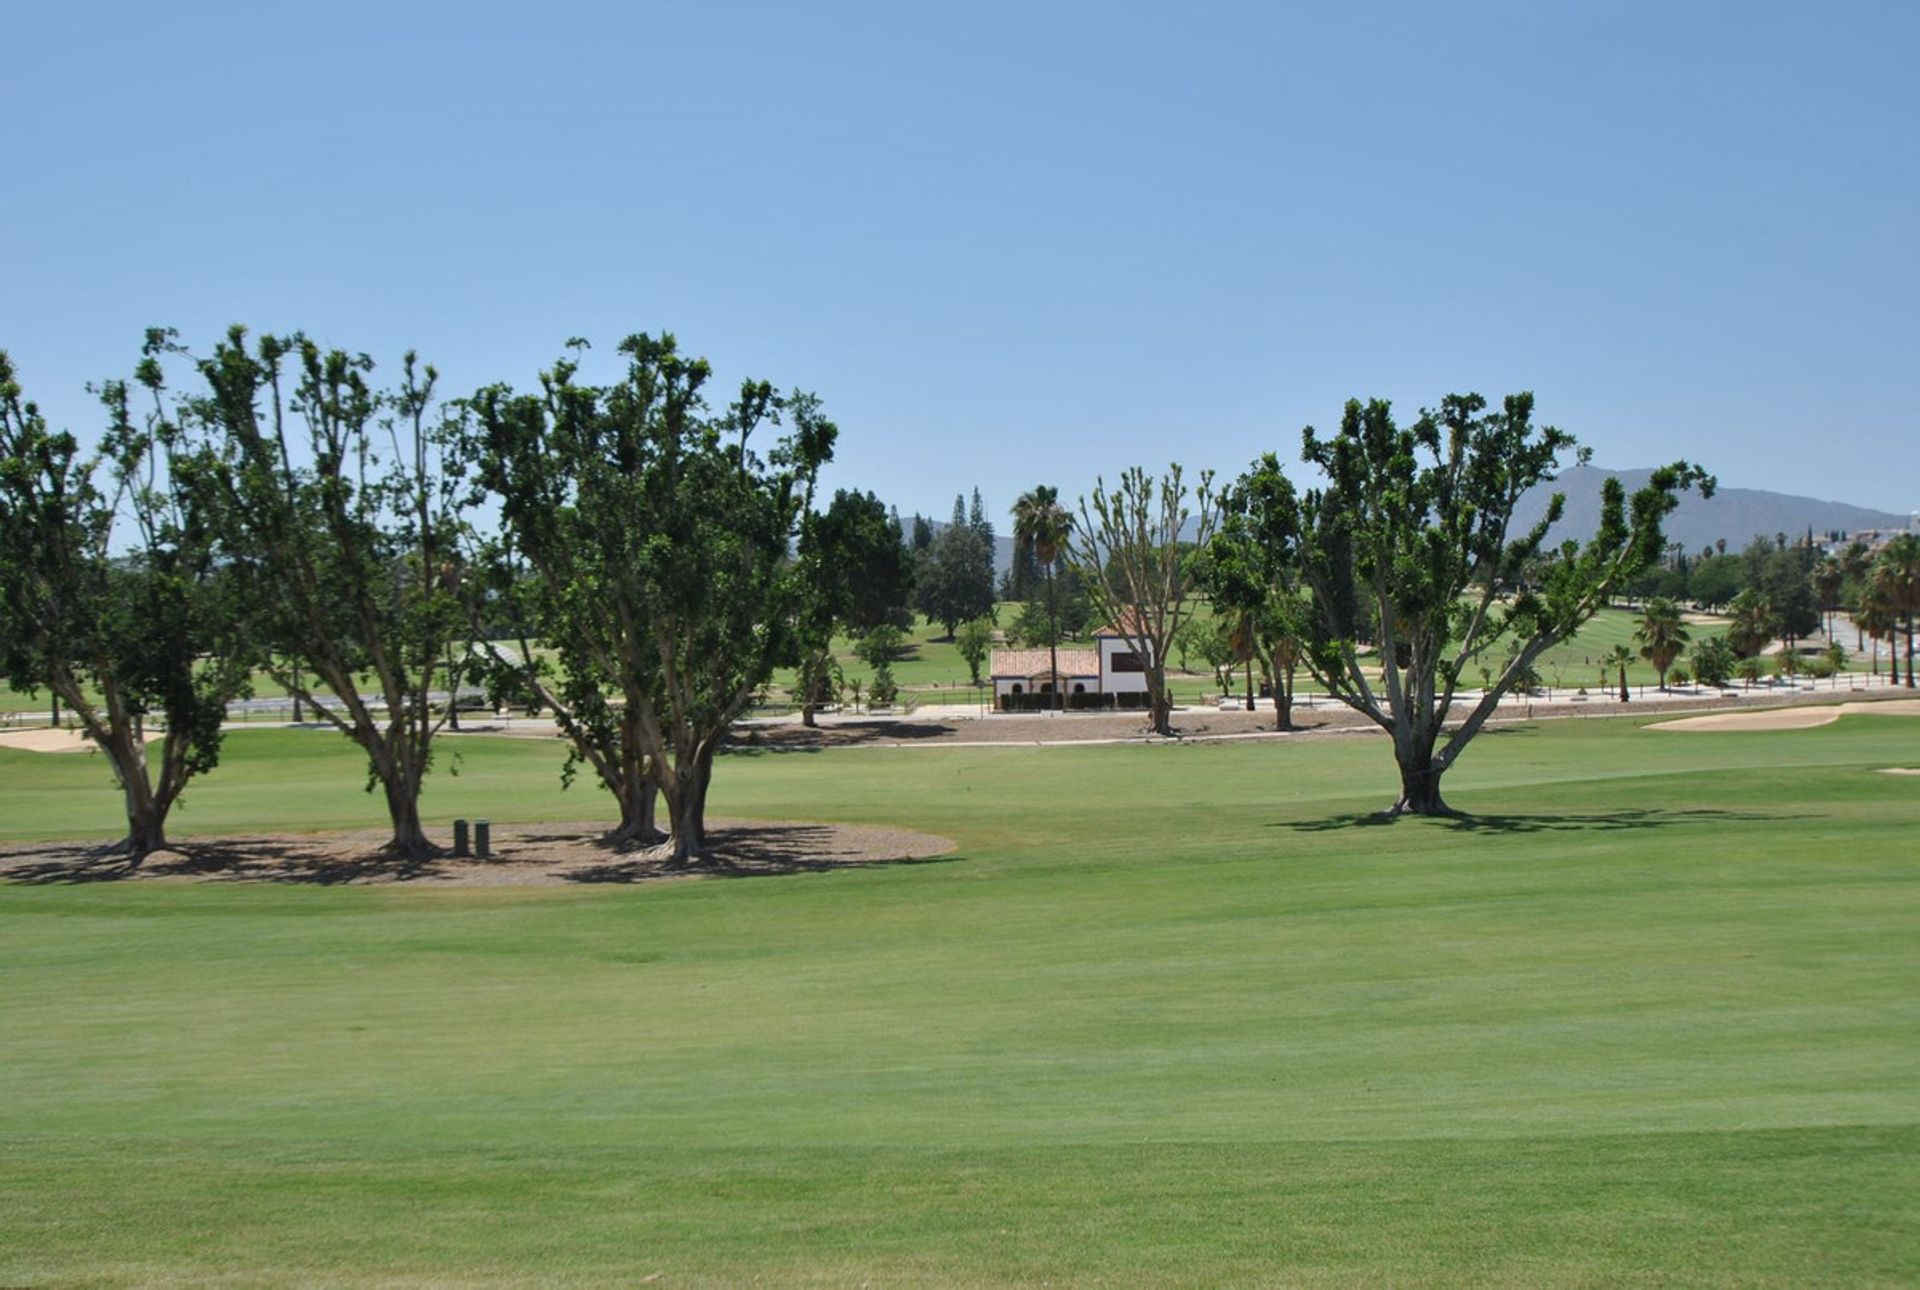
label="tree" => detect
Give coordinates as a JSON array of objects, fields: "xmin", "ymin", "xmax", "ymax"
[
  {"xmin": 1725, "ymin": 589, "xmax": 1776, "ymax": 659},
  {"xmin": 1634, "ymin": 598, "xmax": 1690, "ymax": 689},
  {"xmin": 176, "ymin": 328, "xmax": 474, "ymax": 858},
  {"xmin": 1811, "ymin": 554, "xmax": 1844, "ymax": 640},
  {"xmin": 790, "ymin": 489, "xmax": 913, "ymax": 726},
  {"xmin": 955, "ymin": 616, "xmax": 995, "ymax": 685},
  {"xmin": 1068, "ymin": 463, "xmax": 1220, "ymax": 736},
  {"xmin": 1859, "ymin": 569, "xmax": 1898, "ymax": 682},
  {"xmin": 1249, "ymin": 392, "xmax": 1709, "ymax": 816},
  {"xmin": 477, "ymin": 333, "xmax": 832, "ymax": 863},
  {"xmin": 910, "ymin": 513, "xmax": 933, "ymax": 551},
  {"xmin": 0, "ymin": 344, "xmax": 252, "ymax": 858},
  {"xmin": 1735, "ymin": 653, "xmax": 1767, "ymax": 689},
  {"xmin": 1602, "ymin": 644, "xmax": 1634, "ymax": 702},
  {"xmin": 1206, "ymin": 462, "xmax": 1311, "ymax": 729},
  {"xmin": 1874, "ymin": 534, "xmax": 1920, "ymax": 689},
  {"xmin": 1011, "ymin": 484, "xmax": 1072, "ymax": 711},
  {"xmin": 1691, "ymin": 636, "xmax": 1735, "ymax": 688},
  {"xmin": 914, "ymin": 523, "xmax": 995, "ymax": 638}
]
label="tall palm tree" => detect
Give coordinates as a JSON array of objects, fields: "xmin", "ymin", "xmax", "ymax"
[
  {"xmin": 1875, "ymin": 534, "xmax": 1920, "ymax": 689},
  {"xmin": 1634, "ymin": 598, "xmax": 1690, "ymax": 690},
  {"xmin": 1011, "ymin": 485, "xmax": 1072, "ymax": 710}
]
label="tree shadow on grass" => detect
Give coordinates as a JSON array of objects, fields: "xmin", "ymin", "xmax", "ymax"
[
  {"xmin": 563, "ymin": 822, "xmax": 960, "ymax": 884},
  {"xmin": 724, "ymin": 721, "xmax": 959, "ymax": 754},
  {"xmin": 0, "ymin": 837, "xmax": 409, "ymax": 886},
  {"xmin": 1275, "ymin": 807, "xmax": 1821, "ymax": 835}
]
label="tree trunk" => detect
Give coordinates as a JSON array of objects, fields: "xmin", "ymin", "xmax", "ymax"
[
  {"xmin": 1147, "ymin": 670, "xmax": 1174, "ymax": 737},
  {"xmin": 801, "ymin": 702, "xmax": 818, "ymax": 728},
  {"xmin": 606, "ymin": 776, "xmax": 661, "ymax": 848},
  {"xmin": 112, "ymin": 763, "xmax": 170, "ymax": 861},
  {"xmin": 661, "ymin": 742, "xmax": 717, "ymax": 865},
  {"xmin": 1045, "ymin": 565, "xmax": 1060, "ymax": 712},
  {"xmin": 379, "ymin": 768, "xmax": 436, "ymax": 859},
  {"xmin": 1906, "ymin": 615, "xmax": 1915, "ymax": 689},
  {"xmin": 1389, "ymin": 762, "xmax": 1452, "ymax": 816},
  {"xmin": 1618, "ymin": 666, "xmax": 1629, "ymax": 703}
]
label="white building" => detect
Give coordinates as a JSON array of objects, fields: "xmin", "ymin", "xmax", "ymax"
[{"xmin": 990, "ymin": 620, "xmax": 1154, "ymax": 710}]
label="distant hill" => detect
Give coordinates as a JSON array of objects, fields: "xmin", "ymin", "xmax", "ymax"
[{"xmin": 1515, "ymin": 466, "xmax": 1910, "ymax": 552}]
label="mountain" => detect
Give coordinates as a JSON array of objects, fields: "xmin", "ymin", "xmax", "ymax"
[{"xmin": 1514, "ymin": 466, "xmax": 1911, "ymax": 552}]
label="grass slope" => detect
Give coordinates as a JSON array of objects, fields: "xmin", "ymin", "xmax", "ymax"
[{"xmin": 3, "ymin": 712, "xmax": 1917, "ymax": 1284}]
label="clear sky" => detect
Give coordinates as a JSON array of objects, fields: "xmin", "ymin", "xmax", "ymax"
[{"xmin": 3, "ymin": 1, "xmax": 1915, "ymax": 518}]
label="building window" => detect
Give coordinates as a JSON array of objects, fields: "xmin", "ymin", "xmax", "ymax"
[
  {"xmin": 1110, "ymin": 651, "xmax": 1144, "ymax": 673},
  {"xmin": 1010, "ymin": 683, "xmax": 1023, "ymax": 695}
]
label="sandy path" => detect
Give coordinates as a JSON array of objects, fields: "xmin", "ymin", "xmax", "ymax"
[
  {"xmin": 1647, "ymin": 699, "xmax": 1920, "ymax": 732},
  {"xmin": 0, "ymin": 727, "xmax": 161, "ymax": 754}
]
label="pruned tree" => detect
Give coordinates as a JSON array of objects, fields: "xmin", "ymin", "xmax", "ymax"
[
  {"xmin": 1069, "ymin": 463, "xmax": 1219, "ymax": 736},
  {"xmin": 466, "ymin": 347, "xmax": 667, "ymax": 845},
  {"xmin": 173, "ymin": 327, "xmax": 475, "ymax": 858},
  {"xmin": 477, "ymin": 333, "xmax": 833, "ymax": 864},
  {"xmin": 1250, "ymin": 392, "xmax": 1709, "ymax": 816},
  {"xmin": 0, "ymin": 343, "xmax": 252, "ymax": 858}
]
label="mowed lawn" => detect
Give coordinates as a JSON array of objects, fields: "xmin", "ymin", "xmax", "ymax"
[{"xmin": 2, "ymin": 712, "xmax": 1917, "ymax": 1285}]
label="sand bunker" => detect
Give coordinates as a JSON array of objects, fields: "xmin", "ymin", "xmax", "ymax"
[
  {"xmin": 1648, "ymin": 699, "xmax": 1920, "ymax": 733},
  {"xmin": 1877, "ymin": 768, "xmax": 1920, "ymax": 777},
  {"xmin": 0, "ymin": 727, "xmax": 161, "ymax": 754}
]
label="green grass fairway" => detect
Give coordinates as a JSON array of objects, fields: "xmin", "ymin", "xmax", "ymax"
[{"xmin": 3, "ymin": 712, "xmax": 1917, "ymax": 1284}]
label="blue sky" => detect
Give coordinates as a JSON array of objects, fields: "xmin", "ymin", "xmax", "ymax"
[{"xmin": 3, "ymin": 1, "xmax": 1915, "ymax": 519}]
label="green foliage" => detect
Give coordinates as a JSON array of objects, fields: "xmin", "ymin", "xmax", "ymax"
[
  {"xmin": 471, "ymin": 333, "xmax": 834, "ymax": 858},
  {"xmin": 954, "ymin": 617, "xmax": 995, "ymax": 685},
  {"xmin": 914, "ymin": 523, "xmax": 995, "ymax": 638},
  {"xmin": 1634, "ymin": 597, "xmax": 1690, "ymax": 687},
  {"xmin": 0, "ymin": 342, "xmax": 252, "ymax": 854},
  {"xmin": 1689, "ymin": 635, "xmax": 1736, "ymax": 687},
  {"xmin": 173, "ymin": 327, "xmax": 476, "ymax": 856},
  {"xmin": 852, "ymin": 622, "xmax": 907, "ymax": 669},
  {"xmin": 1261, "ymin": 390, "xmax": 1710, "ymax": 813}
]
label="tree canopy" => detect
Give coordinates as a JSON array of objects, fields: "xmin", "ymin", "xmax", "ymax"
[{"xmin": 1239, "ymin": 391, "xmax": 1710, "ymax": 815}]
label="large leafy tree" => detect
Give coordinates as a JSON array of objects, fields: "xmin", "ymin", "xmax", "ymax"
[
  {"xmin": 1252, "ymin": 392, "xmax": 1709, "ymax": 816},
  {"xmin": 0, "ymin": 345, "xmax": 252, "ymax": 858},
  {"xmin": 914, "ymin": 522, "xmax": 995, "ymax": 639},
  {"xmin": 475, "ymin": 334, "xmax": 833, "ymax": 864},
  {"xmin": 1010, "ymin": 484, "xmax": 1071, "ymax": 711},
  {"xmin": 1069, "ymin": 463, "xmax": 1219, "ymax": 736},
  {"xmin": 173, "ymin": 327, "xmax": 475, "ymax": 858},
  {"xmin": 467, "ymin": 346, "xmax": 666, "ymax": 845},
  {"xmin": 1634, "ymin": 598, "xmax": 1690, "ymax": 689},
  {"xmin": 793, "ymin": 488, "xmax": 913, "ymax": 726}
]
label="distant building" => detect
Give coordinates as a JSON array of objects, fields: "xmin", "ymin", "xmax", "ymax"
[{"xmin": 990, "ymin": 619, "xmax": 1153, "ymax": 710}]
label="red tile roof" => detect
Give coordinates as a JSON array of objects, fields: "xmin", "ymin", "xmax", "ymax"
[{"xmin": 989, "ymin": 648, "xmax": 1100, "ymax": 678}]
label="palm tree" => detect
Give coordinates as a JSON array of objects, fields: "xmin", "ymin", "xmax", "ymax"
[
  {"xmin": 1875, "ymin": 534, "xmax": 1920, "ymax": 690},
  {"xmin": 1859, "ymin": 572, "xmax": 1897, "ymax": 682},
  {"xmin": 1726, "ymin": 590, "xmax": 1776, "ymax": 660},
  {"xmin": 1634, "ymin": 598, "xmax": 1690, "ymax": 690},
  {"xmin": 1811, "ymin": 554, "xmax": 1843, "ymax": 642},
  {"xmin": 1011, "ymin": 485, "xmax": 1072, "ymax": 710},
  {"xmin": 1603, "ymin": 644, "xmax": 1633, "ymax": 702}
]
